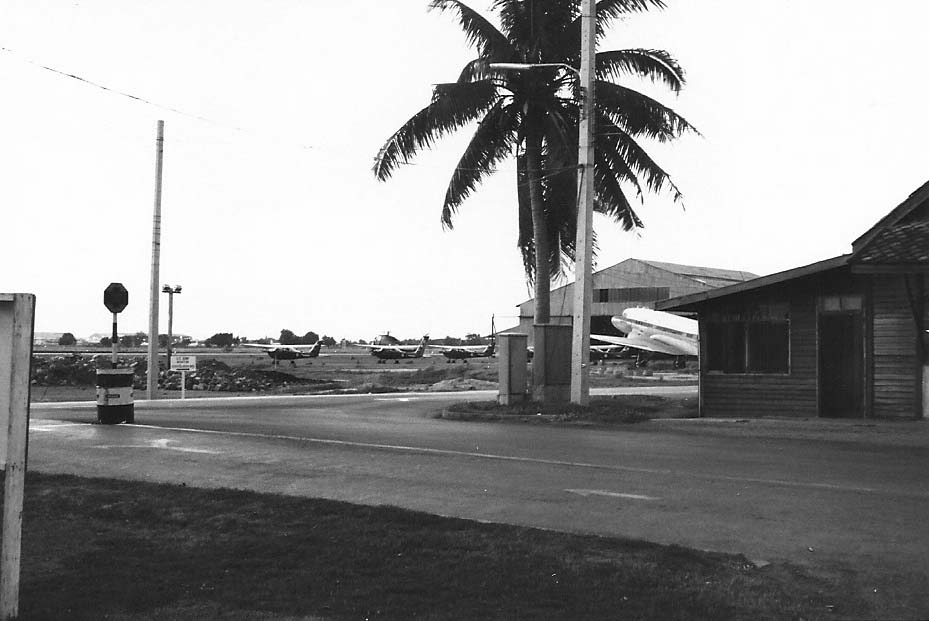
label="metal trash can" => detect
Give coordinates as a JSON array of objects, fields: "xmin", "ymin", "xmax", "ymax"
[{"xmin": 96, "ymin": 368, "xmax": 135, "ymax": 424}]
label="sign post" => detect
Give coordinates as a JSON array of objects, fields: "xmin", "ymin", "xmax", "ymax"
[
  {"xmin": 99, "ymin": 284, "xmax": 134, "ymax": 424},
  {"xmin": 0, "ymin": 293, "xmax": 36, "ymax": 619},
  {"xmin": 170, "ymin": 355, "xmax": 196, "ymax": 399},
  {"xmin": 103, "ymin": 282, "xmax": 128, "ymax": 368}
]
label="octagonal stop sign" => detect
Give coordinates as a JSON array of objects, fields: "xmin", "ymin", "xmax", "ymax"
[{"xmin": 103, "ymin": 282, "xmax": 128, "ymax": 314}]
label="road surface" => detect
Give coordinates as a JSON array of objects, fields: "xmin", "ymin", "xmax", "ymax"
[{"xmin": 30, "ymin": 388, "xmax": 929, "ymax": 612}]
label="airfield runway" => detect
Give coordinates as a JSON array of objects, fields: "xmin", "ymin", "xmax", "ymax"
[{"xmin": 30, "ymin": 388, "xmax": 929, "ymax": 611}]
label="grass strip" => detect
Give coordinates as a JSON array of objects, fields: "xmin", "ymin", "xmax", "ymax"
[{"xmin": 12, "ymin": 472, "xmax": 868, "ymax": 619}]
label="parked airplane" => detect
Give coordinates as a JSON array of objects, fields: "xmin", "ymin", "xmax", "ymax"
[
  {"xmin": 242, "ymin": 341, "xmax": 323, "ymax": 365},
  {"xmin": 432, "ymin": 340, "xmax": 495, "ymax": 362},
  {"xmin": 527, "ymin": 344, "xmax": 626, "ymax": 363},
  {"xmin": 592, "ymin": 307, "xmax": 699, "ymax": 357},
  {"xmin": 431, "ymin": 317, "xmax": 496, "ymax": 362},
  {"xmin": 589, "ymin": 344, "xmax": 628, "ymax": 363},
  {"xmin": 357, "ymin": 335, "xmax": 430, "ymax": 363}
]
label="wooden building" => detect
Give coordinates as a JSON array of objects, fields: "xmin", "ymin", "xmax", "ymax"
[
  {"xmin": 512, "ymin": 258, "xmax": 756, "ymax": 345},
  {"xmin": 658, "ymin": 181, "xmax": 929, "ymax": 419}
]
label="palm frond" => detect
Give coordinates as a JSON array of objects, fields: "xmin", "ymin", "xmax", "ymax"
[
  {"xmin": 495, "ymin": 0, "xmax": 576, "ymax": 61},
  {"xmin": 441, "ymin": 101, "xmax": 520, "ymax": 227},
  {"xmin": 594, "ymin": 119, "xmax": 646, "ymax": 212},
  {"xmin": 596, "ymin": 48, "xmax": 685, "ymax": 93},
  {"xmin": 457, "ymin": 58, "xmax": 496, "ymax": 83},
  {"xmin": 556, "ymin": 0, "xmax": 667, "ymax": 49},
  {"xmin": 429, "ymin": 0, "xmax": 514, "ymax": 59},
  {"xmin": 594, "ymin": 162, "xmax": 643, "ymax": 230},
  {"xmin": 596, "ymin": 81, "xmax": 698, "ymax": 142},
  {"xmin": 597, "ymin": 110, "xmax": 683, "ymax": 203},
  {"xmin": 595, "ymin": 0, "xmax": 667, "ymax": 26},
  {"xmin": 373, "ymin": 80, "xmax": 499, "ymax": 181}
]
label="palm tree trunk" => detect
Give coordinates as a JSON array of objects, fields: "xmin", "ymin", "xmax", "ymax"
[{"xmin": 525, "ymin": 125, "xmax": 550, "ymax": 325}]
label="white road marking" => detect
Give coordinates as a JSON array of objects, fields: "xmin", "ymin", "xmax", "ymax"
[
  {"xmin": 566, "ymin": 489, "xmax": 659, "ymax": 501},
  {"xmin": 30, "ymin": 422, "xmax": 86, "ymax": 432},
  {"xmin": 93, "ymin": 438, "xmax": 221, "ymax": 454},
  {"xmin": 36, "ymin": 419, "xmax": 926, "ymax": 500}
]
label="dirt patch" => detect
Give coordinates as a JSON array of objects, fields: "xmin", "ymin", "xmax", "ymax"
[
  {"xmin": 643, "ymin": 416, "xmax": 929, "ymax": 447},
  {"xmin": 427, "ymin": 378, "xmax": 498, "ymax": 392},
  {"xmin": 437, "ymin": 394, "xmax": 699, "ymax": 424}
]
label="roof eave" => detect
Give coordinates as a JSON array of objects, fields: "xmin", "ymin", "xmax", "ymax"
[
  {"xmin": 851, "ymin": 178, "xmax": 929, "ymax": 253},
  {"xmin": 657, "ymin": 254, "xmax": 852, "ymax": 311}
]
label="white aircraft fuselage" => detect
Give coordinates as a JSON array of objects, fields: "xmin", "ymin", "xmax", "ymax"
[{"xmin": 594, "ymin": 307, "xmax": 699, "ymax": 357}]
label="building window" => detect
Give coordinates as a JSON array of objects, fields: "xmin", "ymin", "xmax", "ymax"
[
  {"xmin": 707, "ymin": 322, "xmax": 746, "ymax": 373},
  {"xmin": 594, "ymin": 287, "xmax": 671, "ymax": 304},
  {"xmin": 819, "ymin": 295, "xmax": 862, "ymax": 312},
  {"xmin": 747, "ymin": 322, "xmax": 789, "ymax": 373},
  {"xmin": 706, "ymin": 304, "xmax": 789, "ymax": 374}
]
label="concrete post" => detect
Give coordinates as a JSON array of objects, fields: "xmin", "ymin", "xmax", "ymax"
[
  {"xmin": 533, "ymin": 324, "xmax": 572, "ymax": 404},
  {"xmin": 498, "ymin": 333, "xmax": 528, "ymax": 405}
]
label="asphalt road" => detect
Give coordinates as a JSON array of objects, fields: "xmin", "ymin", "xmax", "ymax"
[{"xmin": 30, "ymin": 388, "xmax": 929, "ymax": 612}]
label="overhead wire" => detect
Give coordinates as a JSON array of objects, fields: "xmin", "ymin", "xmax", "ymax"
[
  {"xmin": 0, "ymin": 45, "xmax": 315, "ymax": 150},
  {"xmin": 1, "ymin": 45, "xmax": 621, "ymax": 182}
]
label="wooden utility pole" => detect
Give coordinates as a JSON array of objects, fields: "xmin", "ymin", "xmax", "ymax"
[
  {"xmin": 0, "ymin": 293, "xmax": 35, "ymax": 619},
  {"xmin": 571, "ymin": 0, "xmax": 596, "ymax": 405},
  {"xmin": 147, "ymin": 120, "xmax": 165, "ymax": 400}
]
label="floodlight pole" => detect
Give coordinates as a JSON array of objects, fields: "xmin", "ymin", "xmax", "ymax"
[
  {"xmin": 162, "ymin": 285, "xmax": 181, "ymax": 362},
  {"xmin": 570, "ymin": 0, "xmax": 596, "ymax": 405},
  {"xmin": 147, "ymin": 120, "xmax": 165, "ymax": 400}
]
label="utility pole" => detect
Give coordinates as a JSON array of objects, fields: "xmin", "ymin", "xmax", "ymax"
[
  {"xmin": 147, "ymin": 120, "xmax": 165, "ymax": 400},
  {"xmin": 570, "ymin": 0, "xmax": 596, "ymax": 405}
]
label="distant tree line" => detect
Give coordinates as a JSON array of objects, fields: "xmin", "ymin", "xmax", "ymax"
[
  {"xmin": 96, "ymin": 333, "xmax": 193, "ymax": 348},
  {"xmin": 62, "ymin": 328, "xmax": 485, "ymax": 349},
  {"xmin": 437, "ymin": 333, "xmax": 486, "ymax": 346},
  {"xmin": 278, "ymin": 329, "xmax": 336, "ymax": 347}
]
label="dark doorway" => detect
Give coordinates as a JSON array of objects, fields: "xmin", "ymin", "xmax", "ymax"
[{"xmin": 818, "ymin": 312, "xmax": 864, "ymax": 417}]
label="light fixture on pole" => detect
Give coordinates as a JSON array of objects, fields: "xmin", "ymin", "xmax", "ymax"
[
  {"xmin": 161, "ymin": 285, "xmax": 182, "ymax": 362},
  {"xmin": 489, "ymin": 62, "xmax": 579, "ymax": 75}
]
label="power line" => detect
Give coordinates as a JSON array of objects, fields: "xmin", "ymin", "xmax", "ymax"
[{"xmin": 0, "ymin": 45, "xmax": 315, "ymax": 150}]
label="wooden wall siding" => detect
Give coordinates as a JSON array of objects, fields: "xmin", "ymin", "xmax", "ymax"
[
  {"xmin": 702, "ymin": 376, "xmax": 818, "ymax": 416},
  {"xmin": 871, "ymin": 274, "xmax": 919, "ymax": 418},
  {"xmin": 700, "ymin": 288, "xmax": 820, "ymax": 418}
]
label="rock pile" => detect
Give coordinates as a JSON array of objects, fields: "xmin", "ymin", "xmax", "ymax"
[
  {"xmin": 30, "ymin": 355, "xmax": 98, "ymax": 386},
  {"xmin": 31, "ymin": 355, "xmax": 337, "ymax": 393}
]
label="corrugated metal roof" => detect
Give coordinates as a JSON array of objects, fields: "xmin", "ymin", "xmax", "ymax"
[
  {"xmin": 639, "ymin": 260, "xmax": 758, "ymax": 285},
  {"xmin": 516, "ymin": 258, "xmax": 757, "ymax": 306},
  {"xmin": 657, "ymin": 255, "xmax": 852, "ymax": 311}
]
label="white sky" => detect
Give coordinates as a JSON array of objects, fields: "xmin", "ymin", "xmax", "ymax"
[{"xmin": 3, "ymin": 1, "xmax": 928, "ymax": 341}]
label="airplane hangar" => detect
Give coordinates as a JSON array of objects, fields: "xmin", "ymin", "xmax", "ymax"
[{"xmin": 510, "ymin": 258, "xmax": 757, "ymax": 345}]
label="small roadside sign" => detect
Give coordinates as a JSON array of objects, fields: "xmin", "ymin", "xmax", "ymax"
[{"xmin": 170, "ymin": 355, "xmax": 196, "ymax": 372}]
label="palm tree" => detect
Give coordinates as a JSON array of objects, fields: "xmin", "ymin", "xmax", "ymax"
[{"xmin": 373, "ymin": 0, "xmax": 695, "ymax": 325}]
